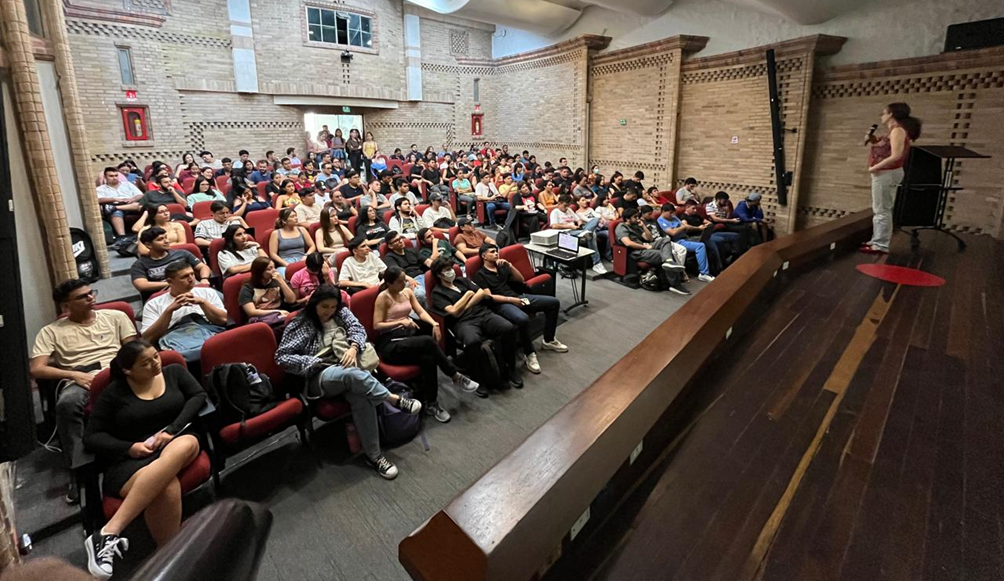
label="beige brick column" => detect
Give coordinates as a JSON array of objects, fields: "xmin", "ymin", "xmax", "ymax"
[
  {"xmin": 0, "ymin": 0, "xmax": 77, "ymax": 284},
  {"xmin": 39, "ymin": 0, "xmax": 109, "ymax": 276}
]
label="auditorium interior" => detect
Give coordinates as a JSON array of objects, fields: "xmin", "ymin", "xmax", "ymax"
[{"xmin": 0, "ymin": 0, "xmax": 1002, "ymax": 579}]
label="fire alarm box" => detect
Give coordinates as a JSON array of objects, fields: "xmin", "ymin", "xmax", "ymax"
[
  {"xmin": 471, "ymin": 113, "xmax": 483, "ymax": 137},
  {"xmin": 121, "ymin": 106, "xmax": 149, "ymax": 141}
]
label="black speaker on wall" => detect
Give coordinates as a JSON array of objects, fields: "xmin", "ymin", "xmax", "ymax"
[{"xmin": 944, "ymin": 17, "xmax": 1004, "ymax": 52}]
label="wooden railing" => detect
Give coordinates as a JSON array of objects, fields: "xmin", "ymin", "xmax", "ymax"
[{"xmin": 399, "ymin": 211, "xmax": 873, "ymax": 581}]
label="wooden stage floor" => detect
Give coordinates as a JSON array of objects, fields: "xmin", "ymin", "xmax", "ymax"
[{"xmin": 578, "ymin": 231, "xmax": 1004, "ymax": 581}]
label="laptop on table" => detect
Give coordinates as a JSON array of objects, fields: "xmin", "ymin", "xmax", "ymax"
[{"xmin": 548, "ymin": 232, "xmax": 581, "ymax": 260}]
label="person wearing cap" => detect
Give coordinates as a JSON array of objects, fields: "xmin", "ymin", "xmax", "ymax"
[
  {"xmin": 422, "ymin": 192, "xmax": 456, "ymax": 233},
  {"xmin": 454, "ymin": 217, "xmax": 496, "ymax": 258},
  {"xmin": 735, "ymin": 192, "xmax": 766, "ymax": 245}
]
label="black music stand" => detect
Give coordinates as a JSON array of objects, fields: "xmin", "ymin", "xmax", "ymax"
[{"xmin": 895, "ymin": 145, "xmax": 990, "ymax": 251}]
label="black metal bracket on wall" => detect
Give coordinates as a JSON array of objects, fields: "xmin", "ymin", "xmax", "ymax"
[{"xmin": 766, "ymin": 49, "xmax": 792, "ymax": 206}]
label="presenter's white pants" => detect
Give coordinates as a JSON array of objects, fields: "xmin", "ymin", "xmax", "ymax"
[{"xmin": 868, "ymin": 168, "xmax": 904, "ymax": 252}]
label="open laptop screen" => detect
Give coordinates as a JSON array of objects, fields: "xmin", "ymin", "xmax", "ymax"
[{"xmin": 558, "ymin": 232, "xmax": 578, "ymax": 253}]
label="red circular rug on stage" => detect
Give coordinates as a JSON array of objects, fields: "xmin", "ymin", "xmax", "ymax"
[{"xmin": 856, "ymin": 264, "xmax": 946, "ymax": 287}]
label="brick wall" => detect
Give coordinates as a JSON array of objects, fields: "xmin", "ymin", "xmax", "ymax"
[{"xmin": 799, "ymin": 47, "xmax": 1004, "ymax": 236}]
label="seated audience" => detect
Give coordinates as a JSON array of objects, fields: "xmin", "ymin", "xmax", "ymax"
[
  {"xmin": 193, "ymin": 201, "xmax": 248, "ymax": 248},
  {"xmin": 454, "ymin": 217, "xmax": 496, "ymax": 258},
  {"xmin": 539, "ymin": 185, "xmax": 560, "ymax": 208},
  {"xmin": 337, "ymin": 170, "xmax": 366, "ymax": 201},
  {"xmin": 200, "ymin": 150, "xmax": 222, "ymax": 170},
  {"xmin": 421, "ymin": 160, "xmax": 450, "ymax": 198},
  {"xmin": 97, "ymin": 166, "xmax": 144, "ymax": 245},
  {"xmin": 276, "ymin": 284, "xmax": 421, "ymax": 479},
  {"xmin": 657, "ymin": 202, "xmax": 716, "ymax": 282},
  {"xmin": 143, "ymin": 175, "xmax": 189, "ymax": 211},
  {"xmin": 30, "ymin": 279, "xmax": 138, "ymax": 505},
  {"xmin": 388, "ymin": 180, "xmax": 419, "ymax": 208},
  {"xmin": 548, "ymin": 194, "xmax": 607, "ymax": 274},
  {"xmin": 185, "ymin": 177, "xmax": 226, "ymax": 207},
  {"xmin": 511, "ymin": 182, "xmax": 546, "ymax": 234},
  {"xmin": 421, "ymin": 193, "xmax": 456, "ymax": 232},
  {"xmin": 428, "ymin": 257, "xmax": 520, "ymax": 394},
  {"xmin": 140, "ymin": 261, "xmax": 227, "ymax": 359},
  {"xmin": 249, "ymin": 159, "xmax": 272, "ymax": 184},
  {"xmin": 328, "ymin": 189, "xmax": 358, "ymax": 221},
  {"xmin": 289, "ymin": 252, "xmax": 339, "ymax": 302},
  {"xmin": 82, "ymin": 340, "xmax": 205, "ymax": 579},
  {"xmin": 175, "ymin": 152, "xmax": 196, "ymax": 178},
  {"xmin": 474, "ymin": 244, "xmax": 567, "ymax": 375},
  {"xmin": 575, "ymin": 195, "xmax": 612, "ymax": 261},
  {"xmin": 373, "ymin": 266, "xmax": 480, "ymax": 421},
  {"xmin": 357, "ymin": 205, "xmax": 390, "ymax": 248},
  {"xmin": 265, "ymin": 171, "xmax": 285, "ymax": 201},
  {"xmin": 477, "ymin": 173, "xmax": 512, "ymax": 229},
  {"xmin": 382, "ymin": 231, "xmax": 430, "ymax": 306},
  {"xmin": 675, "ymin": 177, "xmax": 699, "ymax": 205},
  {"xmin": 387, "ymin": 198, "xmax": 426, "ymax": 240},
  {"xmin": 232, "ymin": 183, "xmax": 271, "ymax": 216},
  {"xmin": 131, "ymin": 228, "xmax": 211, "ymax": 299},
  {"xmin": 217, "ymin": 223, "xmax": 266, "ymax": 277},
  {"xmin": 274, "ymin": 179, "xmax": 300, "ymax": 209},
  {"xmin": 268, "ymin": 208, "xmax": 315, "ymax": 276},
  {"xmin": 314, "ymin": 205, "xmax": 353, "ymax": 263},
  {"xmin": 338, "ymin": 235, "xmax": 387, "ymax": 293},
  {"xmin": 614, "ymin": 189, "xmax": 640, "ymax": 216},
  {"xmin": 735, "ymin": 192, "xmax": 767, "ymax": 244},
  {"xmin": 134, "ymin": 204, "xmax": 187, "ymax": 255},
  {"xmin": 293, "ymin": 187, "xmax": 323, "ymax": 225},
  {"xmin": 359, "ymin": 179, "xmax": 390, "ymax": 212},
  {"xmin": 615, "ymin": 208, "xmax": 689, "ymax": 295},
  {"xmin": 452, "ymin": 169, "xmax": 476, "ymax": 217},
  {"xmin": 418, "ymin": 227, "xmax": 466, "ymax": 266},
  {"xmin": 240, "ymin": 257, "xmax": 298, "ymax": 324}
]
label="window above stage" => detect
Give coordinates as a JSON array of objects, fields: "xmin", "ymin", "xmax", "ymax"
[{"xmin": 303, "ymin": 3, "xmax": 376, "ymax": 54}]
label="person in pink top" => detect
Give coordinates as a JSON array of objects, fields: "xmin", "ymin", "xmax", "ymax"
[
  {"xmin": 862, "ymin": 102, "xmax": 921, "ymax": 254},
  {"xmin": 290, "ymin": 252, "xmax": 350, "ymax": 306}
]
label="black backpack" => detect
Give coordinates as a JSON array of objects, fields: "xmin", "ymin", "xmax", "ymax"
[
  {"xmin": 204, "ymin": 363, "xmax": 280, "ymax": 431},
  {"xmin": 70, "ymin": 227, "xmax": 100, "ymax": 283}
]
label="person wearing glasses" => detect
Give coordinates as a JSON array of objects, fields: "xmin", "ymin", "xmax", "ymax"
[{"xmin": 29, "ymin": 279, "xmax": 138, "ymax": 505}]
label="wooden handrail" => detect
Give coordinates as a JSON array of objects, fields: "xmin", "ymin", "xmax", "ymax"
[{"xmin": 399, "ymin": 210, "xmax": 874, "ymax": 581}]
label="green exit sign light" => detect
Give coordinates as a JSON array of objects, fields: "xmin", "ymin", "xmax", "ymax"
[
  {"xmin": 342, "ymin": 106, "xmax": 351, "ymax": 113},
  {"xmin": 619, "ymin": 119, "xmax": 627, "ymax": 126}
]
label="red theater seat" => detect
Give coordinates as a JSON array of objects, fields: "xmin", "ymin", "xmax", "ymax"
[
  {"xmin": 223, "ymin": 272, "xmax": 252, "ymax": 326},
  {"xmin": 500, "ymin": 244, "xmax": 554, "ymax": 296}
]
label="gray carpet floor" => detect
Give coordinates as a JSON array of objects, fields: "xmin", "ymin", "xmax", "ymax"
[{"xmin": 25, "ymin": 260, "xmax": 705, "ymax": 580}]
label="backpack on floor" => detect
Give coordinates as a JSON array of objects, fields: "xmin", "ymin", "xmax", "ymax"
[
  {"xmin": 204, "ymin": 363, "xmax": 279, "ymax": 433},
  {"xmin": 639, "ymin": 270, "xmax": 663, "ymax": 292},
  {"xmin": 70, "ymin": 227, "xmax": 100, "ymax": 284},
  {"xmin": 378, "ymin": 379, "xmax": 421, "ymax": 447}
]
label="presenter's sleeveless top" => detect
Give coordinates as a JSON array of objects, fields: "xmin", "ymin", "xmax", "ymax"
[{"xmin": 868, "ymin": 128, "xmax": 911, "ymax": 170}]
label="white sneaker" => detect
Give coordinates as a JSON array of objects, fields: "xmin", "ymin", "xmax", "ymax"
[
  {"xmin": 698, "ymin": 273, "xmax": 716, "ymax": 283},
  {"xmin": 525, "ymin": 352, "xmax": 541, "ymax": 374},
  {"xmin": 662, "ymin": 261, "xmax": 686, "ymax": 270},
  {"xmin": 592, "ymin": 263, "xmax": 608, "ymax": 275},
  {"xmin": 452, "ymin": 373, "xmax": 479, "ymax": 393},
  {"xmin": 425, "ymin": 403, "xmax": 451, "ymax": 423},
  {"xmin": 541, "ymin": 339, "xmax": 569, "ymax": 353}
]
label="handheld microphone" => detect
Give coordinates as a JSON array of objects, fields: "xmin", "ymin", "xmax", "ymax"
[{"xmin": 863, "ymin": 124, "xmax": 878, "ymax": 145}]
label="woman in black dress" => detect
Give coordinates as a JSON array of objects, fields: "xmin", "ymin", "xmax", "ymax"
[{"xmin": 83, "ymin": 340, "xmax": 205, "ymax": 579}]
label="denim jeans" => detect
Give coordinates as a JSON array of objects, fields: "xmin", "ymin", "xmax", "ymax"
[
  {"xmin": 316, "ymin": 366, "xmax": 391, "ymax": 460},
  {"xmin": 675, "ymin": 239, "xmax": 710, "ymax": 275},
  {"xmin": 568, "ymin": 229, "xmax": 601, "ymax": 265},
  {"xmin": 583, "ymin": 217, "xmax": 612, "ymax": 260},
  {"xmin": 869, "ymin": 168, "xmax": 904, "ymax": 252},
  {"xmin": 457, "ymin": 194, "xmax": 476, "ymax": 216},
  {"xmin": 485, "ymin": 202, "xmax": 511, "ymax": 225},
  {"xmin": 411, "ymin": 272, "xmax": 428, "ymax": 307}
]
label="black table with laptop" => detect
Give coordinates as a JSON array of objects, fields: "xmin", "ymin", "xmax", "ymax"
[{"xmin": 524, "ymin": 231, "xmax": 596, "ymax": 314}]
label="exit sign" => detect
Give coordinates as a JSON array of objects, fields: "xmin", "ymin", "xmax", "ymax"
[
  {"xmin": 619, "ymin": 119, "xmax": 627, "ymax": 126},
  {"xmin": 342, "ymin": 106, "xmax": 351, "ymax": 113}
]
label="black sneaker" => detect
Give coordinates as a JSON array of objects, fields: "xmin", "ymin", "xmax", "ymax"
[
  {"xmin": 394, "ymin": 396, "xmax": 422, "ymax": 415},
  {"xmin": 509, "ymin": 365, "xmax": 524, "ymax": 389},
  {"xmin": 668, "ymin": 284, "xmax": 691, "ymax": 296},
  {"xmin": 366, "ymin": 455, "xmax": 399, "ymax": 480},
  {"xmin": 474, "ymin": 386, "xmax": 490, "ymax": 399},
  {"xmin": 85, "ymin": 531, "xmax": 129, "ymax": 579}
]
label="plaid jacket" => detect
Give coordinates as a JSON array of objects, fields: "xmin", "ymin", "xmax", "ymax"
[{"xmin": 274, "ymin": 307, "xmax": 367, "ymax": 378}]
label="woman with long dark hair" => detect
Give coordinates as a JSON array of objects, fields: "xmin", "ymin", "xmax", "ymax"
[
  {"xmin": 276, "ymin": 284, "xmax": 421, "ymax": 479},
  {"xmin": 268, "ymin": 208, "xmax": 315, "ymax": 276},
  {"xmin": 218, "ymin": 223, "xmax": 266, "ymax": 277},
  {"xmin": 83, "ymin": 340, "xmax": 205, "ymax": 579},
  {"xmin": 862, "ymin": 102, "xmax": 921, "ymax": 254},
  {"xmin": 186, "ymin": 176, "xmax": 226, "ymax": 207},
  {"xmin": 330, "ymin": 128, "xmax": 346, "ymax": 160},
  {"xmin": 274, "ymin": 179, "xmax": 301, "ymax": 209},
  {"xmin": 346, "ymin": 128, "xmax": 364, "ymax": 174},
  {"xmin": 315, "ymin": 204, "xmax": 354, "ymax": 262},
  {"xmin": 362, "ymin": 131, "xmax": 379, "ymax": 180},
  {"xmin": 373, "ymin": 266, "xmax": 479, "ymax": 422},
  {"xmin": 239, "ymin": 256, "xmax": 297, "ymax": 323},
  {"xmin": 357, "ymin": 204, "xmax": 389, "ymax": 248},
  {"xmin": 134, "ymin": 203, "xmax": 187, "ymax": 255}
]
